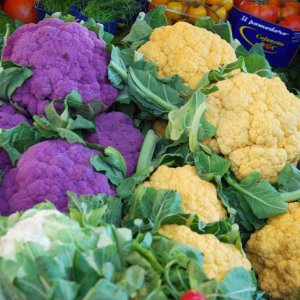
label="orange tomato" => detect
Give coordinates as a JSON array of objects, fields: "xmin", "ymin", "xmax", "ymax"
[
  {"xmin": 186, "ymin": 4, "xmax": 207, "ymax": 22},
  {"xmin": 239, "ymin": 1, "xmax": 279, "ymax": 23},
  {"xmin": 2, "ymin": 0, "xmax": 37, "ymax": 23},
  {"xmin": 166, "ymin": 2, "xmax": 185, "ymax": 21},
  {"xmin": 268, "ymin": 0, "xmax": 281, "ymax": 7},
  {"xmin": 222, "ymin": 0, "xmax": 234, "ymax": 11},
  {"xmin": 152, "ymin": 0, "xmax": 170, "ymax": 4},
  {"xmin": 279, "ymin": 14, "xmax": 300, "ymax": 30},
  {"xmin": 208, "ymin": 5, "xmax": 227, "ymax": 20},
  {"xmin": 280, "ymin": 2, "xmax": 300, "ymax": 19}
]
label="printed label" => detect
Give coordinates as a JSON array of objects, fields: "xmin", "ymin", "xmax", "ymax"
[{"xmin": 228, "ymin": 7, "xmax": 300, "ymax": 67}]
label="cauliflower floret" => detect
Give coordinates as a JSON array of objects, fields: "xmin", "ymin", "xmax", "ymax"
[
  {"xmin": 85, "ymin": 112, "xmax": 144, "ymax": 177},
  {"xmin": 246, "ymin": 202, "xmax": 300, "ymax": 300},
  {"xmin": 204, "ymin": 72, "xmax": 300, "ymax": 183},
  {"xmin": 159, "ymin": 224, "xmax": 251, "ymax": 281},
  {"xmin": 0, "ymin": 210, "xmax": 64, "ymax": 257},
  {"xmin": 0, "ymin": 139, "xmax": 113, "ymax": 215},
  {"xmin": 0, "ymin": 104, "xmax": 29, "ymax": 175},
  {"xmin": 141, "ymin": 165, "xmax": 227, "ymax": 223},
  {"xmin": 138, "ymin": 22, "xmax": 237, "ymax": 89},
  {"xmin": 3, "ymin": 18, "xmax": 118, "ymax": 115}
]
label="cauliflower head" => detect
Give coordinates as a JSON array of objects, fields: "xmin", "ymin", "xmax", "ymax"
[
  {"xmin": 0, "ymin": 104, "xmax": 29, "ymax": 175},
  {"xmin": 0, "ymin": 209, "xmax": 131, "ymax": 258},
  {"xmin": 159, "ymin": 224, "xmax": 251, "ymax": 281},
  {"xmin": 0, "ymin": 210, "xmax": 64, "ymax": 257},
  {"xmin": 141, "ymin": 165, "xmax": 227, "ymax": 223},
  {"xmin": 204, "ymin": 72, "xmax": 300, "ymax": 183},
  {"xmin": 3, "ymin": 18, "xmax": 118, "ymax": 115},
  {"xmin": 85, "ymin": 112, "xmax": 144, "ymax": 177},
  {"xmin": 0, "ymin": 139, "xmax": 113, "ymax": 215},
  {"xmin": 138, "ymin": 22, "xmax": 237, "ymax": 89},
  {"xmin": 246, "ymin": 202, "xmax": 300, "ymax": 300}
]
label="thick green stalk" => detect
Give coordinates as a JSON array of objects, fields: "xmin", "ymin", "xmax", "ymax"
[
  {"xmin": 132, "ymin": 243, "xmax": 164, "ymax": 273},
  {"xmin": 280, "ymin": 190, "xmax": 300, "ymax": 202},
  {"xmin": 0, "ymin": 24, "xmax": 10, "ymax": 66},
  {"xmin": 189, "ymin": 100, "xmax": 206, "ymax": 153},
  {"xmin": 136, "ymin": 129, "xmax": 159, "ymax": 173}
]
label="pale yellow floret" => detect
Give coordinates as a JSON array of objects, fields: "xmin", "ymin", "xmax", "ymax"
[
  {"xmin": 141, "ymin": 165, "xmax": 227, "ymax": 223},
  {"xmin": 246, "ymin": 203, "xmax": 300, "ymax": 300},
  {"xmin": 138, "ymin": 22, "xmax": 237, "ymax": 89},
  {"xmin": 204, "ymin": 73, "xmax": 300, "ymax": 183},
  {"xmin": 153, "ymin": 119, "xmax": 168, "ymax": 137},
  {"xmin": 159, "ymin": 224, "xmax": 251, "ymax": 282}
]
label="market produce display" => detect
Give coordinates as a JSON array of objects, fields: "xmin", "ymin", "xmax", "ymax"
[{"xmin": 0, "ymin": 3, "xmax": 300, "ymax": 300}]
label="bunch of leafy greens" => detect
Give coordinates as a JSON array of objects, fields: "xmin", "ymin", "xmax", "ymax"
[
  {"xmin": 36, "ymin": 0, "xmax": 83, "ymax": 15},
  {"xmin": 0, "ymin": 199, "xmax": 260, "ymax": 300},
  {"xmin": 37, "ymin": 0, "xmax": 142, "ymax": 23},
  {"xmin": 83, "ymin": 0, "xmax": 142, "ymax": 23}
]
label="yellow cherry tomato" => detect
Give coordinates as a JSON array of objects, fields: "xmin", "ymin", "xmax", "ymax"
[
  {"xmin": 152, "ymin": 0, "xmax": 170, "ymax": 4},
  {"xmin": 222, "ymin": 0, "xmax": 233, "ymax": 11},
  {"xmin": 166, "ymin": 2, "xmax": 185, "ymax": 21},
  {"xmin": 206, "ymin": 0, "xmax": 224, "ymax": 6},
  {"xmin": 208, "ymin": 5, "xmax": 227, "ymax": 20},
  {"xmin": 186, "ymin": 5, "xmax": 207, "ymax": 23}
]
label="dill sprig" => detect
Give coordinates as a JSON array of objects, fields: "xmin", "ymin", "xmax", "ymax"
[
  {"xmin": 37, "ymin": 0, "xmax": 82, "ymax": 15},
  {"xmin": 83, "ymin": 0, "xmax": 141, "ymax": 22}
]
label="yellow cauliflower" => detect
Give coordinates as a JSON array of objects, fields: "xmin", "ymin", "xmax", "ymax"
[
  {"xmin": 141, "ymin": 165, "xmax": 227, "ymax": 223},
  {"xmin": 246, "ymin": 202, "xmax": 300, "ymax": 300},
  {"xmin": 138, "ymin": 22, "xmax": 237, "ymax": 89},
  {"xmin": 204, "ymin": 72, "xmax": 300, "ymax": 183},
  {"xmin": 159, "ymin": 224, "xmax": 251, "ymax": 282}
]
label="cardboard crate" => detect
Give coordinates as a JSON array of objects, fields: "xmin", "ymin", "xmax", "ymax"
[{"xmin": 228, "ymin": 6, "xmax": 300, "ymax": 67}]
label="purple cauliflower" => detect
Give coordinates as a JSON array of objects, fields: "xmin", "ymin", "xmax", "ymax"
[
  {"xmin": 85, "ymin": 112, "xmax": 144, "ymax": 177},
  {"xmin": 3, "ymin": 18, "xmax": 118, "ymax": 116},
  {"xmin": 0, "ymin": 103, "xmax": 28, "ymax": 174},
  {"xmin": 0, "ymin": 139, "xmax": 114, "ymax": 215}
]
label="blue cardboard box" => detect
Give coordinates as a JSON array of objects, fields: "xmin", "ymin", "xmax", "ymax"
[{"xmin": 228, "ymin": 6, "xmax": 300, "ymax": 67}]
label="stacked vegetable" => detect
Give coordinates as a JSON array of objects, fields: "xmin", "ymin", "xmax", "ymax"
[
  {"xmin": 235, "ymin": 0, "xmax": 300, "ymax": 30},
  {"xmin": 0, "ymin": 6, "xmax": 300, "ymax": 300},
  {"xmin": 150, "ymin": 0, "xmax": 234, "ymax": 22}
]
